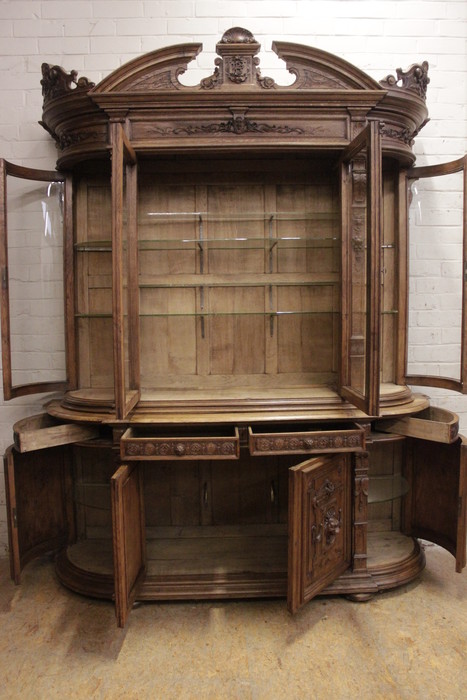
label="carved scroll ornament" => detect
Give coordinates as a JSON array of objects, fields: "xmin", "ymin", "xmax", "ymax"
[
  {"xmin": 41, "ymin": 63, "xmax": 95, "ymax": 102},
  {"xmin": 380, "ymin": 61, "xmax": 430, "ymax": 100}
]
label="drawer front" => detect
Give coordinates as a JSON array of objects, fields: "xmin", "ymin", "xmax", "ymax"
[
  {"xmin": 121, "ymin": 427, "xmax": 240, "ymax": 460},
  {"xmin": 248, "ymin": 424, "xmax": 364, "ymax": 456},
  {"xmin": 377, "ymin": 407, "xmax": 459, "ymax": 444}
]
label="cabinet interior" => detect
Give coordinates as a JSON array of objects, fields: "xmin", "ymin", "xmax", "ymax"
[{"xmin": 74, "ymin": 155, "xmax": 398, "ymax": 402}]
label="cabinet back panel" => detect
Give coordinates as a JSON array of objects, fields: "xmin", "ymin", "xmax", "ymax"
[{"xmin": 137, "ymin": 159, "xmax": 340, "ymax": 393}]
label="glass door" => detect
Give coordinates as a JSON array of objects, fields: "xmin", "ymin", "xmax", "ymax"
[
  {"xmin": 404, "ymin": 157, "xmax": 467, "ymax": 391},
  {"xmin": 0, "ymin": 160, "xmax": 74, "ymax": 399},
  {"xmin": 110, "ymin": 123, "xmax": 140, "ymax": 419},
  {"xmin": 339, "ymin": 123, "xmax": 382, "ymax": 416}
]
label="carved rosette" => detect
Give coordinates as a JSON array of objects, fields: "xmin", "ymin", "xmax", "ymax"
[
  {"xmin": 251, "ymin": 432, "xmax": 362, "ymax": 454},
  {"xmin": 124, "ymin": 438, "xmax": 238, "ymax": 458}
]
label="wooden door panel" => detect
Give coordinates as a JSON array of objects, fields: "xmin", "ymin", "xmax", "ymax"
[
  {"xmin": 288, "ymin": 453, "xmax": 351, "ymax": 613},
  {"xmin": 4, "ymin": 445, "xmax": 74, "ymax": 583},
  {"xmin": 111, "ymin": 463, "xmax": 146, "ymax": 627},
  {"xmin": 339, "ymin": 123, "xmax": 382, "ymax": 416},
  {"xmin": 404, "ymin": 437, "xmax": 466, "ymax": 572}
]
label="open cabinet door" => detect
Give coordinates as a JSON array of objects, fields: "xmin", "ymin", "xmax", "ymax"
[
  {"xmin": 403, "ymin": 156, "xmax": 467, "ymax": 392},
  {"xmin": 339, "ymin": 123, "xmax": 382, "ymax": 416},
  {"xmin": 110, "ymin": 124, "xmax": 140, "ymax": 420},
  {"xmin": 111, "ymin": 463, "xmax": 146, "ymax": 627},
  {"xmin": 288, "ymin": 453, "xmax": 352, "ymax": 613},
  {"xmin": 4, "ymin": 445, "xmax": 74, "ymax": 583},
  {"xmin": 403, "ymin": 436, "xmax": 466, "ymax": 572}
]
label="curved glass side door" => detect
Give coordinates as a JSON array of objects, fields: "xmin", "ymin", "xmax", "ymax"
[
  {"xmin": 339, "ymin": 123, "xmax": 382, "ymax": 416},
  {"xmin": 0, "ymin": 160, "xmax": 74, "ymax": 400},
  {"xmin": 404, "ymin": 156, "xmax": 467, "ymax": 392}
]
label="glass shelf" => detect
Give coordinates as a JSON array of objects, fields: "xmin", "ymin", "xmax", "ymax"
[
  {"xmin": 74, "ymin": 235, "xmax": 340, "ymax": 253},
  {"xmin": 141, "ymin": 211, "xmax": 339, "ymax": 223},
  {"xmin": 139, "ymin": 280, "xmax": 339, "ymax": 289},
  {"xmin": 368, "ymin": 475, "xmax": 409, "ymax": 504},
  {"xmin": 75, "ymin": 310, "xmax": 339, "ymax": 320}
]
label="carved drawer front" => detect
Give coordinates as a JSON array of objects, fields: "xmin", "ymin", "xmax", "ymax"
[
  {"xmin": 13, "ymin": 413, "xmax": 99, "ymax": 453},
  {"xmin": 377, "ymin": 407, "xmax": 459, "ymax": 444},
  {"xmin": 248, "ymin": 423, "xmax": 364, "ymax": 456},
  {"xmin": 121, "ymin": 427, "xmax": 240, "ymax": 460}
]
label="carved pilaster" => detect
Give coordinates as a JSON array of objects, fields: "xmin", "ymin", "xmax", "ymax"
[{"xmin": 352, "ymin": 451, "xmax": 369, "ymax": 572}]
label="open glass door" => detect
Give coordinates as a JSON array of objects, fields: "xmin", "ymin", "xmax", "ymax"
[
  {"xmin": 0, "ymin": 160, "xmax": 74, "ymax": 399},
  {"xmin": 288, "ymin": 453, "xmax": 351, "ymax": 613},
  {"xmin": 110, "ymin": 124, "xmax": 140, "ymax": 419},
  {"xmin": 339, "ymin": 123, "xmax": 382, "ymax": 416},
  {"xmin": 404, "ymin": 157, "xmax": 467, "ymax": 391}
]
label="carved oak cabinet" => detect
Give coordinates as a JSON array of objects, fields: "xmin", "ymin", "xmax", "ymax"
[{"xmin": 1, "ymin": 28, "xmax": 466, "ymax": 627}]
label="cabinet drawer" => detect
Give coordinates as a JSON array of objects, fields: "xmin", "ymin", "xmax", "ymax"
[
  {"xmin": 121, "ymin": 427, "xmax": 240, "ymax": 460},
  {"xmin": 13, "ymin": 413, "xmax": 100, "ymax": 453},
  {"xmin": 248, "ymin": 423, "xmax": 364, "ymax": 455},
  {"xmin": 377, "ymin": 407, "xmax": 459, "ymax": 444}
]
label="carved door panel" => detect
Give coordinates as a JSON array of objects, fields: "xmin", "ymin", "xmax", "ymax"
[
  {"xmin": 111, "ymin": 463, "xmax": 146, "ymax": 627},
  {"xmin": 288, "ymin": 453, "xmax": 352, "ymax": 613},
  {"xmin": 339, "ymin": 123, "xmax": 382, "ymax": 416},
  {"xmin": 0, "ymin": 160, "xmax": 75, "ymax": 400},
  {"xmin": 4, "ymin": 445, "xmax": 74, "ymax": 583},
  {"xmin": 403, "ymin": 436, "xmax": 466, "ymax": 573}
]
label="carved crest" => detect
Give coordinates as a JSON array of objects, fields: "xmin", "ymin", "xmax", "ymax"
[
  {"xmin": 41, "ymin": 63, "xmax": 95, "ymax": 103},
  {"xmin": 200, "ymin": 27, "xmax": 276, "ymax": 90},
  {"xmin": 380, "ymin": 61, "xmax": 430, "ymax": 100}
]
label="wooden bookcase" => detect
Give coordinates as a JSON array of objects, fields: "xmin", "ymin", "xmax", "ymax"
[{"xmin": 1, "ymin": 28, "xmax": 466, "ymax": 627}]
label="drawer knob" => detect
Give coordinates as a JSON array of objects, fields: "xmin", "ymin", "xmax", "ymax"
[{"xmin": 174, "ymin": 443, "xmax": 186, "ymax": 456}]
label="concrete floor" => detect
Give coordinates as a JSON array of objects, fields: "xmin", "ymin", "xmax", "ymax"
[{"xmin": 0, "ymin": 544, "xmax": 465, "ymax": 700}]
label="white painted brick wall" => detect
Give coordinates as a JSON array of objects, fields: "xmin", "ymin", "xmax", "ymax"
[{"xmin": 0, "ymin": 0, "xmax": 466, "ymax": 553}]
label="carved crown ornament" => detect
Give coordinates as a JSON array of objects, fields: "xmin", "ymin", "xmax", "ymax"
[
  {"xmin": 41, "ymin": 63, "xmax": 95, "ymax": 102},
  {"xmin": 379, "ymin": 61, "xmax": 430, "ymax": 100}
]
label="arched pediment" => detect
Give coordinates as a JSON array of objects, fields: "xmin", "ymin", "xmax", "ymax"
[
  {"xmin": 90, "ymin": 43, "xmax": 202, "ymax": 93},
  {"xmin": 271, "ymin": 41, "xmax": 384, "ymax": 91},
  {"xmin": 90, "ymin": 28, "xmax": 384, "ymax": 95}
]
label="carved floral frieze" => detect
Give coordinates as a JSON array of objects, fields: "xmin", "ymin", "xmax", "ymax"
[
  {"xmin": 252, "ymin": 433, "xmax": 362, "ymax": 453},
  {"xmin": 124, "ymin": 438, "xmax": 237, "ymax": 458}
]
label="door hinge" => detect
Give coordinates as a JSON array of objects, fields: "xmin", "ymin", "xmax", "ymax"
[
  {"xmin": 1, "ymin": 266, "xmax": 7, "ymax": 290},
  {"xmin": 459, "ymin": 496, "xmax": 463, "ymax": 518},
  {"xmin": 12, "ymin": 507, "xmax": 17, "ymax": 528}
]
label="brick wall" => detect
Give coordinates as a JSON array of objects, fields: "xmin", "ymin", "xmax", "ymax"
[{"xmin": 0, "ymin": 0, "xmax": 466, "ymax": 553}]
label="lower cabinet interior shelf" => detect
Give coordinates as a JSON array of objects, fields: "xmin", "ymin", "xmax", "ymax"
[{"xmin": 56, "ymin": 528, "xmax": 425, "ymax": 603}]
